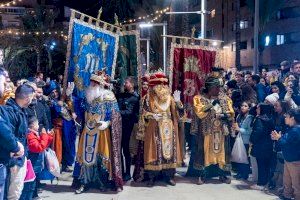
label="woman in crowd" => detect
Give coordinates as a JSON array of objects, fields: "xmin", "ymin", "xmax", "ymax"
[
  {"xmin": 250, "ymin": 103, "xmax": 275, "ymax": 190},
  {"xmin": 271, "ymin": 81, "xmax": 286, "ymax": 100},
  {"xmin": 233, "ymin": 101, "xmax": 254, "ymax": 180}
]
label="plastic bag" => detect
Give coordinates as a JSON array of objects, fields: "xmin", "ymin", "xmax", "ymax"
[
  {"xmin": 231, "ymin": 133, "xmax": 249, "ymax": 164},
  {"xmin": 44, "ymin": 148, "xmax": 61, "ymax": 177},
  {"xmin": 24, "ymin": 160, "xmax": 36, "ymax": 183}
]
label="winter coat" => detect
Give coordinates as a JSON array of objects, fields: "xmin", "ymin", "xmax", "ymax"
[
  {"xmin": 278, "ymin": 125, "xmax": 300, "ymax": 162},
  {"xmin": 2, "ymin": 98, "xmax": 29, "ymax": 167},
  {"xmin": 0, "ymin": 106, "xmax": 20, "ymax": 165},
  {"xmin": 26, "ymin": 101, "xmax": 50, "ymax": 132},
  {"xmin": 27, "ymin": 130, "xmax": 53, "ymax": 173},
  {"xmin": 250, "ymin": 115, "xmax": 275, "ymax": 158},
  {"xmin": 117, "ymin": 91, "xmax": 140, "ymax": 125},
  {"xmin": 255, "ymin": 83, "xmax": 267, "ymax": 103},
  {"xmin": 39, "ymin": 98, "xmax": 52, "ymax": 129},
  {"xmin": 236, "ymin": 114, "xmax": 254, "ymax": 144}
]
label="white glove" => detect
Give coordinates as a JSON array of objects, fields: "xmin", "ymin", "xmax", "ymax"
[
  {"xmin": 66, "ymin": 82, "xmax": 75, "ymax": 96},
  {"xmin": 98, "ymin": 121, "xmax": 110, "ymax": 130},
  {"xmin": 173, "ymin": 90, "xmax": 181, "ymax": 102},
  {"xmin": 153, "ymin": 114, "xmax": 163, "ymax": 121}
]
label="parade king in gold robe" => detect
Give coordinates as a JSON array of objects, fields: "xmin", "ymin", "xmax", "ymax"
[
  {"xmin": 140, "ymin": 71, "xmax": 183, "ymax": 187},
  {"xmin": 193, "ymin": 76, "xmax": 234, "ymax": 185}
]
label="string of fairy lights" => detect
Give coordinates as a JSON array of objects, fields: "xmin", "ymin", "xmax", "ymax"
[
  {"xmin": 0, "ymin": 0, "xmax": 22, "ymax": 8},
  {"xmin": 121, "ymin": 6, "xmax": 170, "ymax": 24},
  {"xmin": 0, "ymin": 30, "xmax": 68, "ymax": 41}
]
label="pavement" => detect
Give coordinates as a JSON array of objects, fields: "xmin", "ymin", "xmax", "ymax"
[{"xmin": 40, "ymin": 167, "xmax": 280, "ymax": 200}]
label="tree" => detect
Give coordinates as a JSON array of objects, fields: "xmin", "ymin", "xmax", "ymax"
[
  {"xmin": 0, "ymin": 4, "xmax": 67, "ymax": 81},
  {"xmin": 20, "ymin": 4, "xmax": 59, "ymax": 72}
]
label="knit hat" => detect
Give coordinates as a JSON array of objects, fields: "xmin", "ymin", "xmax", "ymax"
[{"xmin": 265, "ymin": 93, "xmax": 279, "ymax": 105}]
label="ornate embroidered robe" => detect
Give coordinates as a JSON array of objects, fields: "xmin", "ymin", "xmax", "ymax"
[
  {"xmin": 193, "ymin": 93, "xmax": 234, "ymax": 170},
  {"xmin": 142, "ymin": 94, "xmax": 182, "ymax": 171},
  {"xmin": 77, "ymin": 91, "xmax": 123, "ymax": 188}
]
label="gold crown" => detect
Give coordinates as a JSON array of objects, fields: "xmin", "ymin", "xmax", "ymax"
[{"xmin": 90, "ymin": 68, "xmax": 110, "ymax": 86}]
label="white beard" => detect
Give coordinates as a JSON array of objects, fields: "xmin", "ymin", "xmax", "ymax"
[{"xmin": 86, "ymin": 85, "xmax": 107, "ymax": 104}]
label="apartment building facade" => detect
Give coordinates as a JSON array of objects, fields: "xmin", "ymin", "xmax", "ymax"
[{"xmin": 190, "ymin": 0, "xmax": 300, "ymax": 70}]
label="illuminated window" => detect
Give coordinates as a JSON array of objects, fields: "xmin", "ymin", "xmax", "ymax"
[
  {"xmin": 276, "ymin": 34, "xmax": 285, "ymax": 45},
  {"xmin": 240, "ymin": 20, "xmax": 248, "ymax": 29},
  {"xmin": 265, "ymin": 36, "xmax": 270, "ymax": 46}
]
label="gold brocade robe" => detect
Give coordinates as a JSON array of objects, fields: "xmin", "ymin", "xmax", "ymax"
[
  {"xmin": 193, "ymin": 93, "xmax": 234, "ymax": 169},
  {"xmin": 142, "ymin": 95, "xmax": 182, "ymax": 171}
]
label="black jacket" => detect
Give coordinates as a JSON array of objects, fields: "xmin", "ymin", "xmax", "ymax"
[
  {"xmin": 117, "ymin": 91, "xmax": 140, "ymax": 125},
  {"xmin": 39, "ymin": 98, "xmax": 52, "ymax": 129},
  {"xmin": 0, "ymin": 106, "xmax": 20, "ymax": 165},
  {"xmin": 26, "ymin": 100, "xmax": 50, "ymax": 131},
  {"xmin": 3, "ymin": 98, "xmax": 29, "ymax": 167},
  {"xmin": 250, "ymin": 115, "xmax": 275, "ymax": 158}
]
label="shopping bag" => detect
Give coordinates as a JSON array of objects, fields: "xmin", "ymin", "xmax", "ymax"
[
  {"xmin": 44, "ymin": 148, "xmax": 61, "ymax": 177},
  {"xmin": 231, "ymin": 133, "xmax": 249, "ymax": 164},
  {"xmin": 24, "ymin": 160, "xmax": 36, "ymax": 183}
]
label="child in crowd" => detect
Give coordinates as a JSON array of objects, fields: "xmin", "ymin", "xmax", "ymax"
[
  {"xmin": 20, "ymin": 117, "xmax": 53, "ymax": 200},
  {"xmin": 233, "ymin": 101, "xmax": 254, "ymax": 180},
  {"xmin": 272, "ymin": 108, "xmax": 300, "ymax": 200}
]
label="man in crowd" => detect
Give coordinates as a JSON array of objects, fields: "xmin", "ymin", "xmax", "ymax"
[
  {"xmin": 193, "ymin": 76, "xmax": 234, "ymax": 185},
  {"xmin": 26, "ymin": 82, "xmax": 50, "ymax": 132},
  {"xmin": 249, "ymin": 74, "xmax": 267, "ymax": 103},
  {"xmin": 0, "ymin": 67, "xmax": 24, "ymax": 200},
  {"xmin": 76, "ymin": 70, "xmax": 123, "ymax": 194},
  {"xmin": 117, "ymin": 77, "xmax": 140, "ymax": 181},
  {"xmin": 3, "ymin": 84, "xmax": 35, "ymax": 200},
  {"xmin": 280, "ymin": 61, "xmax": 291, "ymax": 81},
  {"xmin": 36, "ymin": 84, "xmax": 52, "ymax": 129}
]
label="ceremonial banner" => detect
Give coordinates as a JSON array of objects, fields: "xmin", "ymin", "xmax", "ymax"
[
  {"xmin": 64, "ymin": 10, "xmax": 120, "ymax": 97},
  {"xmin": 117, "ymin": 30, "xmax": 141, "ymax": 87},
  {"xmin": 169, "ymin": 43, "xmax": 217, "ymax": 117}
]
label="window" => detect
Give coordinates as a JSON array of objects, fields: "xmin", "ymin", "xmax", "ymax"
[
  {"xmin": 240, "ymin": 41, "xmax": 247, "ymax": 50},
  {"xmin": 276, "ymin": 35, "xmax": 285, "ymax": 45},
  {"xmin": 277, "ymin": 6, "xmax": 300, "ymax": 20},
  {"xmin": 265, "ymin": 35, "xmax": 271, "ymax": 46},
  {"xmin": 232, "ymin": 43, "xmax": 236, "ymax": 52},
  {"xmin": 207, "ymin": 29, "xmax": 214, "ymax": 38},
  {"xmin": 240, "ymin": 20, "xmax": 248, "ymax": 29},
  {"xmin": 232, "ymin": 23, "xmax": 236, "ymax": 31}
]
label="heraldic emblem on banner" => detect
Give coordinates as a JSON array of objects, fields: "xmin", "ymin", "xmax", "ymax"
[
  {"xmin": 65, "ymin": 10, "xmax": 120, "ymax": 97},
  {"xmin": 169, "ymin": 43, "xmax": 217, "ymax": 117}
]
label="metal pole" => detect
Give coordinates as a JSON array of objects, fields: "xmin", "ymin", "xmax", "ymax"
[
  {"xmin": 163, "ymin": 22, "xmax": 167, "ymax": 74},
  {"xmin": 147, "ymin": 39, "xmax": 150, "ymax": 71},
  {"xmin": 253, "ymin": 0, "xmax": 259, "ymax": 74},
  {"xmin": 201, "ymin": 0, "xmax": 207, "ymax": 38}
]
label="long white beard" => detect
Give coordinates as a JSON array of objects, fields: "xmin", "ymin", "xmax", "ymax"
[{"xmin": 86, "ymin": 86, "xmax": 106, "ymax": 104}]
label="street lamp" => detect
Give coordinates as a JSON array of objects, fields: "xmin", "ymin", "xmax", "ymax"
[
  {"xmin": 139, "ymin": 22, "xmax": 168, "ymax": 73},
  {"xmin": 166, "ymin": 0, "xmax": 209, "ymax": 39}
]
